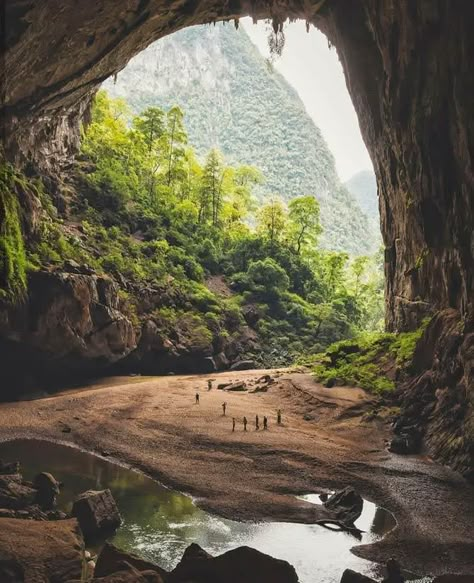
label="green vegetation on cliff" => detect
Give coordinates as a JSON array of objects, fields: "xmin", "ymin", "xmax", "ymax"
[
  {"xmin": 312, "ymin": 321, "xmax": 429, "ymax": 394},
  {"xmin": 0, "ymin": 159, "xmax": 28, "ymax": 301},
  {"xmin": 104, "ymin": 24, "xmax": 379, "ymax": 256},
  {"xmin": 3, "ymin": 91, "xmax": 383, "ymax": 366}
]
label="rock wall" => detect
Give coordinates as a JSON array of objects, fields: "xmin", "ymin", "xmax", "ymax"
[
  {"xmin": 2, "ymin": 1, "xmax": 473, "ymax": 332},
  {"xmin": 0, "ymin": 267, "xmax": 136, "ymax": 395},
  {"xmin": 316, "ymin": 1, "xmax": 474, "ymax": 332}
]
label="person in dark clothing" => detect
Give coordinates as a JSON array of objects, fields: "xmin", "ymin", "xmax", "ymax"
[
  {"xmin": 222, "ymin": 402, "xmax": 227, "ymax": 416},
  {"xmin": 207, "ymin": 379, "xmax": 213, "ymax": 390},
  {"xmin": 263, "ymin": 416, "xmax": 268, "ymax": 430},
  {"xmin": 277, "ymin": 409, "xmax": 282, "ymax": 425},
  {"xmin": 195, "ymin": 393, "xmax": 200, "ymax": 404},
  {"xmin": 243, "ymin": 416, "xmax": 248, "ymax": 431},
  {"xmin": 255, "ymin": 415, "xmax": 259, "ymax": 430},
  {"xmin": 232, "ymin": 417, "xmax": 236, "ymax": 432}
]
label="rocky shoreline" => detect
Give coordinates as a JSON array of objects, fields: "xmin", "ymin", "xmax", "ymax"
[{"xmin": 0, "ymin": 457, "xmax": 442, "ymax": 583}]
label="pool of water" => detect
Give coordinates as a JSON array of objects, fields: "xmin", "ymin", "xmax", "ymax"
[{"xmin": 0, "ymin": 439, "xmax": 396, "ymax": 583}]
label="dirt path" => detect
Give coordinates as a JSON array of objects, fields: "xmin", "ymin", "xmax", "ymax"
[{"xmin": 0, "ymin": 370, "xmax": 473, "ymax": 576}]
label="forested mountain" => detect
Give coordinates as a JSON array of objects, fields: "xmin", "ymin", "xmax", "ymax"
[
  {"xmin": 344, "ymin": 170, "xmax": 381, "ymax": 247},
  {"xmin": 345, "ymin": 170, "xmax": 379, "ymax": 221},
  {"xmin": 104, "ymin": 24, "xmax": 378, "ymax": 255}
]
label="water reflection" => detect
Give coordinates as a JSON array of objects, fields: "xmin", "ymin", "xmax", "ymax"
[{"xmin": 0, "ymin": 440, "xmax": 395, "ymax": 583}]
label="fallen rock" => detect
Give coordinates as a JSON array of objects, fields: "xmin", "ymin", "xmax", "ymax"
[
  {"xmin": 341, "ymin": 569, "xmax": 377, "ymax": 583},
  {"xmin": 0, "ymin": 517, "xmax": 84, "ymax": 582},
  {"xmin": 324, "ymin": 486, "xmax": 363, "ymax": 524},
  {"xmin": 0, "ymin": 474, "xmax": 36, "ymax": 509},
  {"xmin": 257, "ymin": 374, "xmax": 275, "ymax": 384},
  {"xmin": 250, "ymin": 385, "xmax": 268, "ymax": 393},
  {"xmin": 389, "ymin": 426, "xmax": 422, "ymax": 454},
  {"xmin": 69, "ymin": 563, "xmax": 164, "ymax": 582},
  {"xmin": 230, "ymin": 360, "xmax": 256, "ymax": 371},
  {"xmin": 72, "ymin": 489, "xmax": 121, "ymax": 539},
  {"xmin": 383, "ymin": 558, "xmax": 404, "ymax": 583},
  {"xmin": 169, "ymin": 543, "xmax": 298, "ymax": 583},
  {"xmin": 94, "ymin": 543, "xmax": 167, "ymax": 579},
  {"xmin": 0, "ymin": 461, "xmax": 20, "ymax": 475},
  {"xmin": 224, "ymin": 381, "xmax": 247, "ymax": 392},
  {"xmin": 33, "ymin": 472, "xmax": 60, "ymax": 509},
  {"xmin": 432, "ymin": 576, "xmax": 474, "ymax": 583}
]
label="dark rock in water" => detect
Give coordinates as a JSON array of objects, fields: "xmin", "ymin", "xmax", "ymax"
[
  {"xmin": 169, "ymin": 543, "xmax": 298, "ymax": 583},
  {"xmin": 84, "ymin": 564, "xmax": 164, "ymax": 582},
  {"xmin": 0, "ymin": 518, "xmax": 84, "ymax": 582},
  {"xmin": 0, "ymin": 461, "xmax": 20, "ymax": 475},
  {"xmin": 383, "ymin": 558, "xmax": 404, "ymax": 583},
  {"xmin": 0, "ymin": 474, "xmax": 36, "ymax": 510},
  {"xmin": 33, "ymin": 472, "xmax": 60, "ymax": 510},
  {"xmin": 72, "ymin": 489, "xmax": 122, "ymax": 538},
  {"xmin": 95, "ymin": 542, "xmax": 167, "ymax": 579},
  {"xmin": 341, "ymin": 569, "xmax": 377, "ymax": 583},
  {"xmin": 0, "ymin": 558, "xmax": 24, "ymax": 583},
  {"xmin": 230, "ymin": 360, "xmax": 256, "ymax": 371},
  {"xmin": 432, "ymin": 576, "xmax": 474, "ymax": 583},
  {"xmin": 324, "ymin": 486, "xmax": 363, "ymax": 524}
]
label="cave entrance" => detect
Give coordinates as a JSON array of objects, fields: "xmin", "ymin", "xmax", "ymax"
[{"xmin": 2, "ymin": 1, "xmax": 473, "ymax": 334}]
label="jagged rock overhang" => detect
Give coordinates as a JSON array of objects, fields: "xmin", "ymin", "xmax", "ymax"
[{"xmin": 1, "ymin": 0, "xmax": 473, "ymax": 331}]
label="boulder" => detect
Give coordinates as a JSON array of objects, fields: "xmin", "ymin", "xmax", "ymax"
[
  {"xmin": 383, "ymin": 558, "xmax": 404, "ymax": 583},
  {"xmin": 0, "ymin": 474, "xmax": 36, "ymax": 509},
  {"xmin": 341, "ymin": 569, "xmax": 377, "ymax": 583},
  {"xmin": 389, "ymin": 427, "xmax": 421, "ymax": 455},
  {"xmin": 72, "ymin": 489, "xmax": 121, "ymax": 538},
  {"xmin": 33, "ymin": 472, "xmax": 60, "ymax": 509},
  {"xmin": 324, "ymin": 487, "xmax": 363, "ymax": 524},
  {"xmin": 69, "ymin": 563, "xmax": 164, "ymax": 582},
  {"xmin": 94, "ymin": 543, "xmax": 167, "ymax": 579},
  {"xmin": 0, "ymin": 517, "xmax": 84, "ymax": 582},
  {"xmin": 169, "ymin": 543, "xmax": 298, "ymax": 583},
  {"xmin": 230, "ymin": 360, "xmax": 256, "ymax": 371},
  {"xmin": 225, "ymin": 381, "xmax": 247, "ymax": 392},
  {"xmin": 0, "ymin": 461, "xmax": 20, "ymax": 475}
]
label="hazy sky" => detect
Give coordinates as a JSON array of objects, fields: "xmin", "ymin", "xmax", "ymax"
[{"xmin": 242, "ymin": 19, "xmax": 373, "ymax": 181}]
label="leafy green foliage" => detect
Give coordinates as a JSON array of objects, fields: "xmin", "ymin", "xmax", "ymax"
[
  {"xmin": 312, "ymin": 320, "xmax": 430, "ymax": 394},
  {"xmin": 0, "ymin": 160, "xmax": 27, "ymax": 302},
  {"xmin": 104, "ymin": 23, "xmax": 380, "ymax": 255},
  {"xmin": 9, "ymin": 90, "xmax": 384, "ymax": 366}
]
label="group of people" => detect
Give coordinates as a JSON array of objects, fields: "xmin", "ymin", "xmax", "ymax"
[{"xmin": 195, "ymin": 386, "xmax": 282, "ymax": 432}]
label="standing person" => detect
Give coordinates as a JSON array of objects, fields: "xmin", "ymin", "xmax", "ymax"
[
  {"xmin": 255, "ymin": 415, "xmax": 259, "ymax": 430},
  {"xmin": 243, "ymin": 416, "xmax": 248, "ymax": 431},
  {"xmin": 222, "ymin": 402, "xmax": 227, "ymax": 416},
  {"xmin": 195, "ymin": 392, "xmax": 200, "ymax": 405},
  {"xmin": 277, "ymin": 409, "xmax": 282, "ymax": 425},
  {"xmin": 232, "ymin": 417, "xmax": 236, "ymax": 432},
  {"xmin": 207, "ymin": 379, "xmax": 213, "ymax": 391},
  {"xmin": 263, "ymin": 416, "xmax": 268, "ymax": 430}
]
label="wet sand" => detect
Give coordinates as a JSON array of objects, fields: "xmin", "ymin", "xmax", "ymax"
[{"xmin": 0, "ymin": 370, "xmax": 473, "ymax": 576}]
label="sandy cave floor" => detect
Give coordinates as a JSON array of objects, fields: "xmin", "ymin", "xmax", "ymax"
[{"xmin": 0, "ymin": 369, "xmax": 473, "ymax": 576}]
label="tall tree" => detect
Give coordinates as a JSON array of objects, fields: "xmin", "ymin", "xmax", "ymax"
[
  {"xmin": 257, "ymin": 198, "xmax": 286, "ymax": 247},
  {"xmin": 287, "ymin": 195, "xmax": 322, "ymax": 255},
  {"xmin": 200, "ymin": 149, "xmax": 224, "ymax": 226},
  {"xmin": 166, "ymin": 105, "xmax": 187, "ymax": 190}
]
